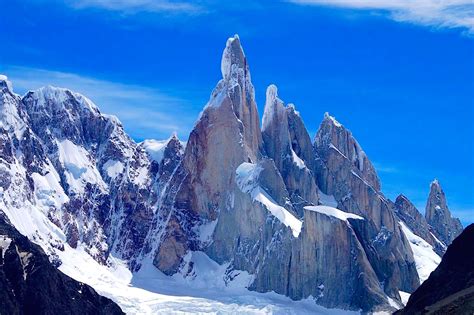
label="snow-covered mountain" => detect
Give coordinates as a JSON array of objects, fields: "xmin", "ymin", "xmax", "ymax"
[{"xmin": 0, "ymin": 36, "xmax": 464, "ymax": 314}]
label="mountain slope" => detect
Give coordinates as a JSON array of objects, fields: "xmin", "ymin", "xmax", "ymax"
[{"xmin": 0, "ymin": 211, "xmax": 124, "ymax": 315}]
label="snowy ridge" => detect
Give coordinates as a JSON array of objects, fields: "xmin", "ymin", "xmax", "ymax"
[
  {"xmin": 28, "ymin": 85, "xmax": 99, "ymax": 113},
  {"xmin": 324, "ymin": 112, "xmax": 342, "ymax": 127}
]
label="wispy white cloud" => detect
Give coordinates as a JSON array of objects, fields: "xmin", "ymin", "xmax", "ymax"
[
  {"xmin": 289, "ymin": 0, "xmax": 474, "ymax": 33},
  {"xmin": 373, "ymin": 162, "xmax": 400, "ymax": 174},
  {"xmin": 65, "ymin": 0, "xmax": 203, "ymax": 14},
  {"xmin": 3, "ymin": 66, "xmax": 200, "ymax": 140}
]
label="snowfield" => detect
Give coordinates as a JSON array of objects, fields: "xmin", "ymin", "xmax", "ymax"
[{"xmin": 57, "ymin": 245, "xmax": 356, "ymax": 315}]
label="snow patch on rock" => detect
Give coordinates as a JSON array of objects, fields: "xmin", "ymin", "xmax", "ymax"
[
  {"xmin": 399, "ymin": 291, "xmax": 411, "ymax": 306},
  {"xmin": 304, "ymin": 206, "xmax": 364, "ymax": 222},
  {"xmin": 399, "ymin": 221, "xmax": 441, "ymax": 283},
  {"xmin": 236, "ymin": 163, "xmax": 302, "ymax": 237},
  {"xmin": 0, "ymin": 235, "xmax": 12, "ymax": 259},
  {"xmin": 57, "ymin": 139, "xmax": 107, "ymax": 194},
  {"xmin": 31, "ymin": 165, "xmax": 69, "ymax": 209},
  {"xmin": 103, "ymin": 160, "xmax": 124, "ymax": 180}
]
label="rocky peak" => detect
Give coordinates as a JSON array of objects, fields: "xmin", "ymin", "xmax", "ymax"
[
  {"xmin": 221, "ymin": 34, "xmax": 246, "ymax": 81},
  {"xmin": 218, "ymin": 34, "xmax": 262, "ymax": 160},
  {"xmin": 262, "ymin": 84, "xmax": 290, "ymax": 170},
  {"xmin": 394, "ymin": 194, "xmax": 445, "ymax": 255},
  {"xmin": 261, "ymin": 85, "xmax": 318, "ymax": 206},
  {"xmin": 314, "ymin": 112, "xmax": 380, "ymax": 191},
  {"xmin": 24, "ymin": 85, "xmax": 99, "ymax": 116},
  {"xmin": 0, "ymin": 76, "xmax": 27, "ymax": 140},
  {"xmin": 286, "ymin": 104, "xmax": 316, "ymax": 171},
  {"xmin": 425, "ymin": 179, "xmax": 463, "ymax": 246},
  {"xmin": 22, "ymin": 86, "xmax": 104, "ymax": 146},
  {"xmin": 0, "ymin": 75, "xmax": 13, "ymax": 93}
]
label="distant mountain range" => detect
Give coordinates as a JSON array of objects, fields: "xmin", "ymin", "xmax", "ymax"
[{"xmin": 0, "ymin": 35, "xmax": 466, "ymax": 313}]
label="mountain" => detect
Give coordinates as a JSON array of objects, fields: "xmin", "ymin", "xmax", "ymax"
[
  {"xmin": 0, "ymin": 211, "xmax": 124, "ymax": 315},
  {"xmin": 425, "ymin": 179, "xmax": 463, "ymax": 246},
  {"xmin": 397, "ymin": 224, "xmax": 474, "ymax": 314},
  {"xmin": 0, "ymin": 36, "xmax": 465, "ymax": 313}
]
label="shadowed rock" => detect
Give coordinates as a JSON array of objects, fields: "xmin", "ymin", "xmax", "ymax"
[
  {"xmin": 397, "ymin": 224, "xmax": 474, "ymax": 314},
  {"xmin": 0, "ymin": 212, "xmax": 124, "ymax": 315}
]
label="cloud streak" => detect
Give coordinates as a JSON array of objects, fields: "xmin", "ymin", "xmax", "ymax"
[
  {"xmin": 289, "ymin": 0, "xmax": 474, "ymax": 33},
  {"xmin": 3, "ymin": 66, "xmax": 200, "ymax": 141},
  {"xmin": 65, "ymin": 0, "xmax": 203, "ymax": 14}
]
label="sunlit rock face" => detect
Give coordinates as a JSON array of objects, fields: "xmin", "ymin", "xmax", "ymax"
[{"xmin": 313, "ymin": 113, "xmax": 420, "ymax": 298}]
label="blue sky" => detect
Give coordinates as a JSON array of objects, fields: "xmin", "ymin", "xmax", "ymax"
[{"xmin": 1, "ymin": 0, "xmax": 473, "ymax": 225}]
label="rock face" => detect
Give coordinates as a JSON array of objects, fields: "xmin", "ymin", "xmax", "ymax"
[
  {"xmin": 0, "ymin": 211, "xmax": 124, "ymax": 315},
  {"xmin": 0, "ymin": 38, "xmax": 466, "ymax": 313},
  {"xmin": 425, "ymin": 179, "xmax": 463, "ymax": 246},
  {"xmin": 394, "ymin": 194, "xmax": 446, "ymax": 256},
  {"xmin": 397, "ymin": 224, "xmax": 474, "ymax": 315},
  {"xmin": 314, "ymin": 113, "xmax": 420, "ymax": 298},
  {"xmin": 262, "ymin": 85, "xmax": 319, "ymax": 209}
]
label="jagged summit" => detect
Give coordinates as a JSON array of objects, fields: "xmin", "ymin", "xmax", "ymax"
[
  {"xmin": 262, "ymin": 84, "xmax": 286, "ymax": 131},
  {"xmin": 323, "ymin": 112, "xmax": 342, "ymax": 127},
  {"xmin": 396, "ymin": 194, "xmax": 410, "ymax": 203},
  {"xmin": 315, "ymin": 112, "xmax": 381, "ymax": 190},
  {"xmin": 221, "ymin": 34, "xmax": 246, "ymax": 81},
  {"xmin": 0, "ymin": 74, "xmax": 13, "ymax": 92},
  {"xmin": 425, "ymin": 179, "xmax": 463, "ymax": 246},
  {"xmin": 394, "ymin": 193, "xmax": 446, "ymax": 256}
]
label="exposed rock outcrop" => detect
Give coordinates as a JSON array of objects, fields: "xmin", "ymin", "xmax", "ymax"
[
  {"xmin": 262, "ymin": 84, "xmax": 319, "ymax": 210},
  {"xmin": 314, "ymin": 113, "xmax": 420, "ymax": 299},
  {"xmin": 425, "ymin": 179, "xmax": 463, "ymax": 246}
]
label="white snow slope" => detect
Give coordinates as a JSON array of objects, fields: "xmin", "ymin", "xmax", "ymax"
[{"xmin": 399, "ymin": 221, "xmax": 441, "ymax": 283}]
